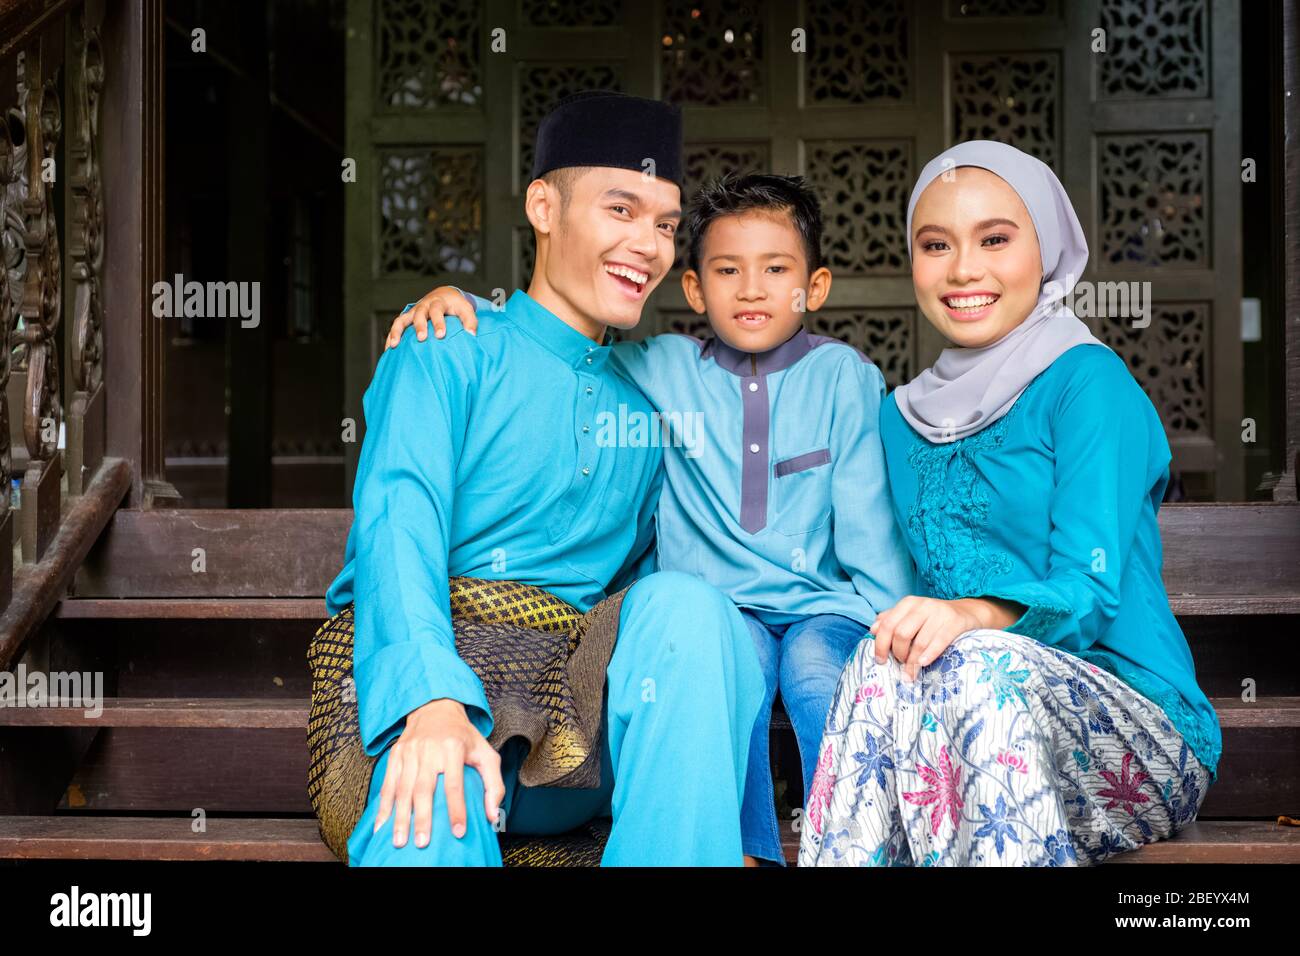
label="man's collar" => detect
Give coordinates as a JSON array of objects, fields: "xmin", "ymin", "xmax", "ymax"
[
  {"xmin": 508, "ymin": 289, "xmax": 613, "ymax": 372},
  {"xmin": 701, "ymin": 326, "xmax": 814, "ymax": 377}
]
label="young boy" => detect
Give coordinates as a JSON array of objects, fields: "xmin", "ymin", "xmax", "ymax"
[{"xmin": 389, "ymin": 174, "xmax": 915, "ymax": 866}]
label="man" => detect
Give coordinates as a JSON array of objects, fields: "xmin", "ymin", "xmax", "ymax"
[{"xmin": 325, "ymin": 91, "xmax": 766, "ymax": 865}]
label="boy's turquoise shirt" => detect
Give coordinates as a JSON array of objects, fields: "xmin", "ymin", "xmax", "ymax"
[
  {"xmin": 608, "ymin": 327, "xmax": 916, "ymax": 627},
  {"xmin": 326, "ymin": 290, "xmax": 663, "ymax": 757},
  {"xmin": 455, "ymin": 292, "xmax": 914, "ymax": 623},
  {"xmin": 880, "ymin": 343, "xmax": 1222, "ymax": 778}
]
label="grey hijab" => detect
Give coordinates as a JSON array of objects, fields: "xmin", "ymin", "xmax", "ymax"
[{"xmin": 893, "ymin": 140, "xmax": 1107, "ymax": 443}]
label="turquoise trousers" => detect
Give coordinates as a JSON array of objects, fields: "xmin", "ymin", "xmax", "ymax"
[{"xmin": 346, "ymin": 572, "xmax": 767, "ymax": 866}]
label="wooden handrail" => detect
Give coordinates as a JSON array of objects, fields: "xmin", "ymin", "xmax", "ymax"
[
  {"xmin": 0, "ymin": 456, "xmax": 129, "ymax": 669},
  {"xmin": 0, "ymin": 0, "xmax": 77, "ymax": 59}
]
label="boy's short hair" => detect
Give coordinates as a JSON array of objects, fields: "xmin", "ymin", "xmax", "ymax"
[{"xmin": 685, "ymin": 173, "xmax": 824, "ymax": 274}]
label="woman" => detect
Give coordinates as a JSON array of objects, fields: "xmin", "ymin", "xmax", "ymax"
[{"xmin": 799, "ymin": 141, "xmax": 1220, "ymax": 867}]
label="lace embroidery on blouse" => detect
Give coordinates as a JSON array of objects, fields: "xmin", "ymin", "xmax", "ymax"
[{"xmin": 905, "ymin": 404, "xmax": 1020, "ymax": 601}]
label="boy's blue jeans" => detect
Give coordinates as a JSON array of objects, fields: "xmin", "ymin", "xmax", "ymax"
[{"xmin": 739, "ymin": 609, "xmax": 868, "ymax": 864}]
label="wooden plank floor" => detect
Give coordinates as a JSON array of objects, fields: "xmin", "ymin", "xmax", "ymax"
[
  {"xmin": 0, "ymin": 816, "xmax": 337, "ymax": 862},
  {"xmin": 3, "ymin": 696, "xmax": 1293, "ymax": 728},
  {"xmin": 50, "ymin": 595, "xmax": 1300, "ymax": 618},
  {"xmin": 779, "ymin": 820, "xmax": 1300, "ymax": 865},
  {"xmin": 0, "ymin": 815, "xmax": 1296, "ymax": 864},
  {"xmin": 0, "ymin": 697, "xmax": 308, "ymax": 728}
]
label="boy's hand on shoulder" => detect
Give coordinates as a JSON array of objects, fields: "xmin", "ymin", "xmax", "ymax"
[{"xmin": 384, "ymin": 286, "xmax": 479, "ymax": 350}]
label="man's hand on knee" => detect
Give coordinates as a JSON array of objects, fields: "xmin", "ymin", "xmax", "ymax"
[{"xmin": 373, "ymin": 698, "xmax": 505, "ymax": 849}]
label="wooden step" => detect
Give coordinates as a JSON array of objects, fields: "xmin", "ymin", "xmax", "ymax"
[
  {"xmin": 1167, "ymin": 594, "xmax": 1300, "ymax": 615},
  {"xmin": 0, "ymin": 815, "xmax": 335, "ymax": 862},
  {"xmin": 50, "ymin": 594, "xmax": 1300, "ymax": 619},
  {"xmin": 1214, "ymin": 696, "xmax": 1300, "ymax": 727},
  {"xmin": 1, "ymin": 815, "xmax": 1294, "ymax": 863},
  {"xmin": 2, "ymin": 698, "xmax": 1292, "ymax": 817},
  {"xmin": 6, "ymin": 696, "xmax": 1294, "ymax": 730},
  {"xmin": 780, "ymin": 820, "xmax": 1300, "ymax": 864},
  {"xmin": 1103, "ymin": 821, "xmax": 1300, "ymax": 863},
  {"xmin": 0, "ymin": 697, "xmax": 307, "ymax": 728},
  {"xmin": 54, "ymin": 598, "xmax": 329, "ymax": 619},
  {"xmin": 71, "ymin": 505, "xmax": 1300, "ymax": 615}
]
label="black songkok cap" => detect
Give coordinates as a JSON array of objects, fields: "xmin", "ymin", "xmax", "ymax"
[{"xmin": 530, "ymin": 90, "xmax": 684, "ymax": 189}]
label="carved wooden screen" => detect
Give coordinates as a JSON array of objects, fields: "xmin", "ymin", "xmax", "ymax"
[{"xmin": 344, "ymin": 0, "xmax": 1242, "ymax": 497}]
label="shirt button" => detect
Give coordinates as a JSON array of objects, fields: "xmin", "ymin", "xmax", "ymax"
[
  {"xmin": 748, "ymin": 382, "xmax": 758, "ymax": 392},
  {"xmin": 749, "ymin": 443, "xmax": 760, "ymax": 453},
  {"xmin": 585, "ymin": 357, "xmax": 593, "ymax": 365},
  {"xmin": 585, "ymin": 386, "xmax": 593, "ymax": 395},
  {"xmin": 582, "ymin": 424, "xmax": 590, "ymax": 433},
  {"xmin": 581, "ymin": 466, "xmax": 590, "ymax": 476}
]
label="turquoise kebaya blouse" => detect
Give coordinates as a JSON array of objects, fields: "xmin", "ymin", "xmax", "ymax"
[{"xmin": 879, "ymin": 343, "xmax": 1222, "ymax": 778}]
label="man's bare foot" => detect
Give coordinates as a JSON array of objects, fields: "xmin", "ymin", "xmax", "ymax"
[{"xmin": 743, "ymin": 854, "xmax": 760, "ymax": 867}]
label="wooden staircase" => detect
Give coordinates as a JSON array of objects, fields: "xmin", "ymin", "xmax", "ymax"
[{"xmin": 1, "ymin": 504, "xmax": 1298, "ymax": 865}]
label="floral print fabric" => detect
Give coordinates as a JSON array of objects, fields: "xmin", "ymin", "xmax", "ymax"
[{"xmin": 799, "ymin": 629, "xmax": 1211, "ymax": 866}]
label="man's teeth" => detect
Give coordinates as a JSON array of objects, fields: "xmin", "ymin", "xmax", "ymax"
[
  {"xmin": 605, "ymin": 264, "xmax": 648, "ymax": 285},
  {"xmin": 945, "ymin": 294, "xmax": 998, "ymax": 309}
]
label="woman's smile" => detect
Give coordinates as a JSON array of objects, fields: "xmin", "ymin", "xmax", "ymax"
[{"xmin": 940, "ymin": 290, "xmax": 1002, "ymax": 322}]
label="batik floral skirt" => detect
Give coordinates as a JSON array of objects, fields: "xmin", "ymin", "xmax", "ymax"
[{"xmin": 798, "ymin": 629, "xmax": 1212, "ymax": 866}]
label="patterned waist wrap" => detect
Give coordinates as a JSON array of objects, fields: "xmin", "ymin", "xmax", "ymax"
[{"xmin": 307, "ymin": 577, "xmax": 627, "ymax": 864}]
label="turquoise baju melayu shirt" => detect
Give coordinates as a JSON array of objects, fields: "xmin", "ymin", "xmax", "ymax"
[
  {"xmin": 608, "ymin": 327, "xmax": 916, "ymax": 627},
  {"xmin": 880, "ymin": 342, "xmax": 1222, "ymax": 778},
  {"xmin": 325, "ymin": 289, "xmax": 663, "ymax": 759}
]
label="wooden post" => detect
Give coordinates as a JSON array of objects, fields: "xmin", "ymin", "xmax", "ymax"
[
  {"xmin": 100, "ymin": 0, "xmax": 178, "ymax": 509},
  {"xmin": 1279, "ymin": 0, "xmax": 1300, "ymax": 501}
]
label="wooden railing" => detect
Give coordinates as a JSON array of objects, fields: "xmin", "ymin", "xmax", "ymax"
[{"xmin": 0, "ymin": 0, "xmax": 130, "ymax": 661}]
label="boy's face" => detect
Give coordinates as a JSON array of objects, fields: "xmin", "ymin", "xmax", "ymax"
[
  {"xmin": 683, "ymin": 209, "xmax": 831, "ymax": 354},
  {"xmin": 535, "ymin": 166, "xmax": 682, "ymax": 333}
]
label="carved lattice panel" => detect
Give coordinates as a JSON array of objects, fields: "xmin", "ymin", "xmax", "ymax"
[
  {"xmin": 1099, "ymin": 0, "xmax": 1209, "ymax": 99},
  {"xmin": 808, "ymin": 308, "xmax": 915, "ymax": 390},
  {"xmin": 950, "ymin": 52, "xmax": 1060, "ymax": 167},
  {"xmin": 522, "ymin": 0, "xmax": 623, "ymax": 27},
  {"xmin": 1099, "ymin": 132, "xmax": 1208, "ymax": 269},
  {"xmin": 805, "ymin": 140, "xmax": 912, "ymax": 277},
  {"xmin": 661, "ymin": 0, "xmax": 764, "ymax": 106},
  {"xmin": 518, "ymin": 63, "xmax": 623, "ymax": 190},
  {"xmin": 805, "ymin": 0, "xmax": 910, "ymax": 104},
  {"xmin": 376, "ymin": 0, "xmax": 481, "ymax": 111},
  {"xmin": 946, "ymin": 0, "xmax": 1051, "ymax": 17},
  {"xmin": 347, "ymin": 0, "xmax": 1243, "ymax": 497},
  {"xmin": 1099, "ymin": 303, "xmax": 1209, "ymax": 437},
  {"xmin": 674, "ymin": 142, "xmax": 771, "ymax": 270},
  {"xmin": 378, "ymin": 147, "xmax": 483, "ymax": 275}
]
